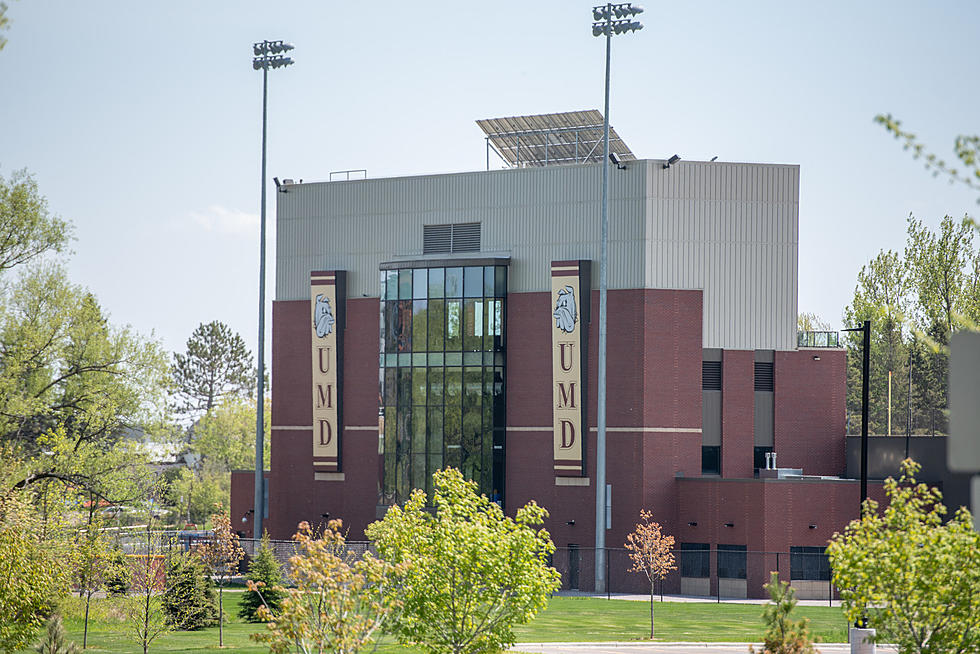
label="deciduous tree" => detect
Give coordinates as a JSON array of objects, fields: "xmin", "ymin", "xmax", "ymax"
[
  {"xmin": 827, "ymin": 459, "xmax": 980, "ymax": 654},
  {"xmin": 624, "ymin": 510, "xmax": 676, "ymax": 639},
  {"xmin": 195, "ymin": 513, "xmax": 244, "ymax": 646},
  {"xmin": 366, "ymin": 467, "xmax": 561, "ymax": 654},
  {"xmin": 252, "ymin": 520, "xmax": 402, "ymax": 654}
]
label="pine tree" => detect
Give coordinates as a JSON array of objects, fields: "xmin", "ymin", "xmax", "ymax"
[
  {"xmin": 34, "ymin": 615, "xmax": 80, "ymax": 654},
  {"xmin": 239, "ymin": 534, "xmax": 286, "ymax": 622},
  {"xmin": 161, "ymin": 550, "xmax": 218, "ymax": 630}
]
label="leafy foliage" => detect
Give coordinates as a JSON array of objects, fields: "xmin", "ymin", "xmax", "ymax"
[
  {"xmin": 162, "ymin": 549, "xmax": 218, "ymax": 631},
  {"xmin": 32, "ymin": 615, "xmax": 79, "ymax": 654},
  {"xmin": 71, "ymin": 515, "xmax": 120, "ymax": 648},
  {"xmin": 827, "ymin": 459, "xmax": 980, "ymax": 654},
  {"xmin": 0, "ymin": 492, "xmax": 70, "ymax": 654},
  {"xmin": 127, "ymin": 519, "xmax": 171, "ymax": 654},
  {"xmin": 172, "ymin": 321, "xmax": 254, "ymax": 417},
  {"xmin": 0, "ymin": 170, "xmax": 72, "ymax": 276},
  {"xmin": 104, "ymin": 549, "xmax": 132, "ymax": 596},
  {"xmin": 366, "ymin": 467, "xmax": 561, "ymax": 654},
  {"xmin": 239, "ymin": 534, "xmax": 285, "ymax": 623},
  {"xmin": 876, "ymin": 114, "xmax": 980, "ymax": 199},
  {"xmin": 252, "ymin": 520, "xmax": 403, "ymax": 654},
  {"xmin": 749, "ymin": 572, "xmax": 817, "ymax": 654},
  {"xmin": 624, "ymin": 510, "xmax": 676, "ymax": 639},
  {"xmin": 194, "ymin": 513, "xmax": 244, "ymax": 646}
]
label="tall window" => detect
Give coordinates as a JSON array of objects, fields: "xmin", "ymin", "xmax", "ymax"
[{"xmin": 379, "ymin": 265, "xmax": 507, "ymax": 505}]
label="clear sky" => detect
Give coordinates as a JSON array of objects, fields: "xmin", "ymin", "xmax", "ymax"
[{"xmin": 1, "ymin": 1, "xmax": 977, "ymax": 364}]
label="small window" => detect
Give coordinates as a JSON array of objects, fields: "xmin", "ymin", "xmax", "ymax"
[
  {"xmin": 790, "ymin": 546, "xmax": 830, "ymax": 581},
  {"xmin": 702, "ymin": 361, "xmax": 722, "ymax": 391},
  {"xmin": 702, "ymin": 446, "xmax": 720, "ymax": 475},
  {"xmin": 680, "ymin": 543, "xmax": 710, "ymax": 578},
  {"xmin": 717, "ymin": 544, "xmax": 746, "ymax": 579},
  {"xmin": 754, "ymin": 362, "xmax": 774, "ymax": 392}
]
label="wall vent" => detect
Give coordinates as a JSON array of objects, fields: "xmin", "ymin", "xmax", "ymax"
[
  {"xmin": 754, "ymin": 362, "xmax": 774, "ymax": 392},
  {"xmin": 702, "ymin": 361, "xmax": 722, "ymax": 390},
  {"xmin": 423, "ymin": 223, "xmax": 481, "ymax": 254}
]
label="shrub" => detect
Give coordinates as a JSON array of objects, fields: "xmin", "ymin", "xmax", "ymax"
[
  {"xmin": 239, "ymin": 534, "xmax": 286, "ymax": 622},
  {"xmin": 33, "ymin": 615, "xmax": 79, "ymax": 654},
  {"xmin": 104, "ymin": 550, "xmax": 131, "ymax": 596},
  {"xmin": 161, "ymin": 551, "xmax": 218, "ymax": 630}
]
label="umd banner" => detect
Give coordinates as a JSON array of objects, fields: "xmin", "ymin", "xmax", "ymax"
[
  {"xmin": 551, "ymin": 260, "xmax": 590, "ymax": 477},
  {"xmin": 310, "ymin": 270, "xmax": 346, "ymax": 473}
]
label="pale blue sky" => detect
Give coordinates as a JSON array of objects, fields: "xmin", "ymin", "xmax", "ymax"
[{"xmin": 0, "ymin": 1, "xmax": 977, "ymax": 363}]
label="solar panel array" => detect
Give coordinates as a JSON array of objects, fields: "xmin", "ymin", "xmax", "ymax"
[{"xmin": 476, "ymin": 110, "xmax": 636, "ymax": 168}]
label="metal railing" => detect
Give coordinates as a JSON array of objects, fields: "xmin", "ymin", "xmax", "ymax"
[{"xmin": 798, "ymin": 331, "xmax": 840, "ymax": 348}]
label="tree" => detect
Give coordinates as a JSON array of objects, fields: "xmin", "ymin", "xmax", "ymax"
[
  {"xmin": 0, "ymin": 491, "xmax": 69, "ymax": 654},
  {"xmin": 749, "ymin": 572, "xmax": 817, "ymax": 654},
  {"xmin": 0, "ymin": 170, "xmax": 72, "ymax": 276},
  {"xmin": 251, "ymin": 520, "xmax": 403, "ymax": 654},
  {"xmin": 127, "ymin": 517, "xmax": 170, "ymax": 654},
  {"xmin": 797, "ymin": 312, "xmax": 831, "ymax": 332},
  {"xmin": 192, "ymin": 397, "xmax": 269, "ymax": 471},
  {"xmin": 161, "ymin": 549, "xmax": 217, "ymax": 631},
  {"xmin": 0, "ymin": 2, "xmax": 9, "ymax": 52},
  {"xmin": 33, "ymin": 615, "xmax": 79, "ymax": 654},
  {"xmin": 827, "ymin": 459, "xmax": 980, "ymax": 654},
  {"xmin": 172, "ymin": 321, "xmax": 254, "ymax": 417},
  {"xmin": 195, "ymin": 513, "xmax": 244, "ymax": 646},
  {"xmin": 875, "ymin": 114, "xmax": 980, "ymax": 200},
  {"xmin": 365, "ymin": 467, "xmax": 561, "ymax": 654},
  {"xmin": 624, "ymin": 510, "xmax": 676, "ymax": 639},
  {"xmin": 239, "ymin": 534, "xmax": 285, "ymax": 622},
  {"xmin": 72, "ymin": 516, "xmax": 118, "ymax": 649}
]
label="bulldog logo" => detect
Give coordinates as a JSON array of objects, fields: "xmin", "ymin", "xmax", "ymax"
[
  {"xmin": 314, "ymin": 294, "xmax": 335, "ymax": 338},
  {"xmin": 553, "ymin": 285, "xmax": 577, "ymax": 334}
]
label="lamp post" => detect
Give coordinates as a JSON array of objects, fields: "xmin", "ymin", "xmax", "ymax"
[
  {"xmin": 252, "ymin": 40, "xmax": 294, "ymax": 540},
  {"xmin": 843, "ymin": 320, "xmax": 870, "ymax": 514},
  {"xmin": 591, "ymin": 3, "xmax": 643, "ymax": 594}
]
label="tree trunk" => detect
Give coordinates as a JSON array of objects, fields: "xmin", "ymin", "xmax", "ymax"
[
  {"xmin": 83, "ymin": 591, "xmax": 91, "ymax": 648},
  {"xmin": 650, "ymin": 582, "xmax": 655, "ymax": 639},
  {"xmin": 219, "ymin": 584, "xmax": 224, "ymax": 646}
]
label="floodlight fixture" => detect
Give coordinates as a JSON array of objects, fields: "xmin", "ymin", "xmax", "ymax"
[
  {"xmin": 253, "ymin": 40, "xmax": 294, "ymax": 56},
  {"xmin": 609, "ymin": 152, "xmax": 626, "ymax": 169},
  {"xmin": 663, "ymin": 154, "xmax": 681, "ymax": 169}
]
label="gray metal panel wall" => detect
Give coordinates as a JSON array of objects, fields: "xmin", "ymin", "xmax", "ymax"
[
  {"xmin": 644, "ymin": 160, "xmax": 799, "ymax": 351},
  {"xmin": 275, "ymin": 163, "xmax": 647, "ymax": 301},
  {"xmin": 275, "ymin": 159, "xmax": 799, "ymax": 351},
  {"xmin": 703, "ymin": 391, "xmax": 722, "ymax": 446}
]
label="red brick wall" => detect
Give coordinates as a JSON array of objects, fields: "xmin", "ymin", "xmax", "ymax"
[
  {"xmin": 722, "ymin": 350, "xmax": 754, "ymax": 478},
  {"xmin": 774, "ymin": 349, "xmax": 846, "ymax": 476}
]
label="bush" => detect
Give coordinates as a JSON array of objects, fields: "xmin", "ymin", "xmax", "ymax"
[
  {"xmin": 33, "ymin": 614, "xmax": 79, "ymax": 654},
  {"xmin": 104, "ymin": 550, "xmax": 131, "ymax": 596},
  {"xmin": 161, "ymin": 551, "xmax": 217, "ymax": 630},
  {"xmin": 239, "ymin": 535, "xmax": 285, "ymax": 622}
]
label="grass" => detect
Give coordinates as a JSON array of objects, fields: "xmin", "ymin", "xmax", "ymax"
[{"xmin": 42, "ymin": 593, "xmax": 850, "ymax": 652}]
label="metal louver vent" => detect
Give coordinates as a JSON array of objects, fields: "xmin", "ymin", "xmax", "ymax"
[
  {"xmin": 423, "ymin": 223, "xmax": 481, "ymax": 254},
  {"xmin": 754, "ymin": 362, "xmax": 774, "ymax": 392},
  {"xmin": 702, "ymin": 361, "xmax": 722, "ymax": 391},
  {"xmin": 451, "ymin": 223, "xmax": 480, "ymax": 252},
  {"xmin": 423, "ymin": 224, "xmax": 452, "ymax": 254}
]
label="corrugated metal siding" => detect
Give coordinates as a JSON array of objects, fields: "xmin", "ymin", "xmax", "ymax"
[
  {"xmin": 644, "ymin": 160, "xmax": 799, "ymax": 351},
  {"xmin": 276, "ymin": 159, "xmax": 798, "ymax": 351}
]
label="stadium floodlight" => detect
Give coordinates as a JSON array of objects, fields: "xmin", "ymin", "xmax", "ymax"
[
  {"xmin": 251, "ymin": 39, "xmax": 295, "ymax": 540},
  {"xmin": 589, "ymin": 2, "xmax": 644, "ymax": 596}
]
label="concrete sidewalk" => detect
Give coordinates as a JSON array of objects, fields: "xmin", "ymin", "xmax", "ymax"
[
  {"xmin": 512, "ymin": 643, "xmax": 895, "ymax": 654},
  {"xmin": 555, "ymin": 590, "xmax": 842, "ymax": 607}
]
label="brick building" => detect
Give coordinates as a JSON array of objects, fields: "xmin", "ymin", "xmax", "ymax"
[{"xmin": 231, "ymin": 112, "xmax": 877, "ymax": 599}]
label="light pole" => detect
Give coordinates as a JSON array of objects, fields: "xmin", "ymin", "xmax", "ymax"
[
  {"xmin": 252, "ymin": 40, "xmax": 294, "ymax": 539},
  {"xmin": 591, "ymin": 3, "xmax": 642, "ymax": 594}
]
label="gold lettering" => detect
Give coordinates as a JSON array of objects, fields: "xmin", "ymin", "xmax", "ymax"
[
  {"xmin": 316, "ymin": 383, "xmax": 333, "ymax": 409},
  {"xmin": 318, "ymin": 347, "xmax": 331, "ymax": 374},
  {"xmin": 559, "ymin": 342, "xmax": 575, "ymax": 372},
  {"xmin": 556, "ymin": 382, "xmax": 576, "ymax": 409},
  {"xmin": 559, "ymin": 420, "xmax": 575, "ymax": 449},
  {"xmin": 318, "ymin": 419, "xmax": 333, "ymax": 446}
]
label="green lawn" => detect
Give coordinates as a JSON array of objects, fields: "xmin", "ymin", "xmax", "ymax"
[{"xmin": 46, "ymin": 593, "xmax": 849, "ymax": 652}]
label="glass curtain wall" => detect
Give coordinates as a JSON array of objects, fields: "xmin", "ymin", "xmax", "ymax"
[{"xmin": 379, "ymin": 265, "xmax": 506, "ymax": 505}]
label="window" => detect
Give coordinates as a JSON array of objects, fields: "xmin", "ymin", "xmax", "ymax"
[
  {"xmin": 379, "ymin": 264, "xmax": 506, "ymax": 505},
  {"xmin": 717, "ymin": 544, "xmax": 746, "ymax": 579},
  {"xmin": 680, "ymin": 542, "xmax": 710, "ymax": 578},
  {"xmin": 790, "ymin": 546, "xmax": 830, "ymax": 581},
  {"xmin": 702, "ymin": 446, "xmax": 720, "ymax": 475}
]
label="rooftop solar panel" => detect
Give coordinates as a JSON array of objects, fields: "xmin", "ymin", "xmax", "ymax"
[{"xmin": 476, "ymin": 110, "xmax": 636, "ymax": 168}]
